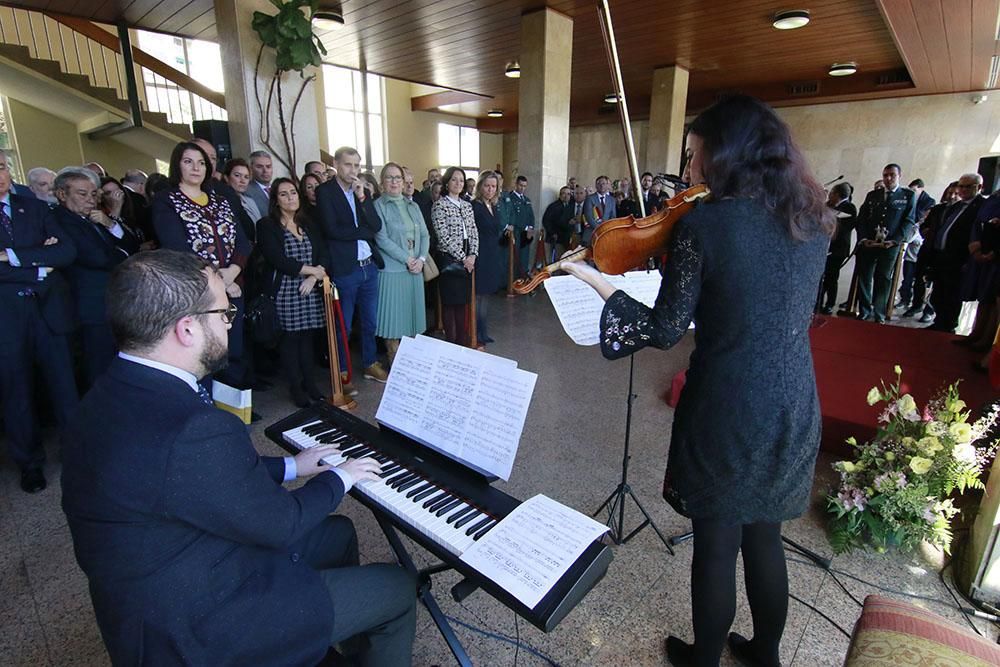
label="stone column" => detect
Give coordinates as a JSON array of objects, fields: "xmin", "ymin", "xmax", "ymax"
[
  {"xmin": 516, "ymin": 8, "xmax": 573, "ymax": 250},
  {"xmin": 646, "ymin": 65, "xmax": 689, "ymax": 176},
  {"xmin": 214, "ymin": 0, "xmax": 321, "ymax": 178}
]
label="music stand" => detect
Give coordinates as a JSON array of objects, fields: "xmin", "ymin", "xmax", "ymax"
[{"xmin": 592, "ymin": 354, "xmax": 674, "ymax": 554}]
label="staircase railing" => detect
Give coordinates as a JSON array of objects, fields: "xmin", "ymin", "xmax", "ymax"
[{"xmin": 0, "ymin": 6, "xmax": 226, "ymax": 131}]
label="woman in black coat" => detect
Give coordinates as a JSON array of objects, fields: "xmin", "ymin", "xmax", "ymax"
[
  {"xmin": 563, "ymin": 96, "xmax": 834, "ymax": 667},
  {"xmin": 471, "ymin": 171, "xmax": 504, "ymax": 346},
  {"xmin": 257, "ymin": 177, "xmax": 329, "ymax": 407}
]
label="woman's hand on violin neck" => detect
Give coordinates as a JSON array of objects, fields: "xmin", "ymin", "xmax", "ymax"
[{"xmin": 559, "ymin": 260, "xmax": 616, "ymax": 301}]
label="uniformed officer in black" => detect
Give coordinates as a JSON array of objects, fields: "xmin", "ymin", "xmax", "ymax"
[{"xmin": 854, "ymin": 163, "xmax": 916, "ymax": 323}]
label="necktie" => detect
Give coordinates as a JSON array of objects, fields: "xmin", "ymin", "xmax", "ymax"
[
  {"xmin": 197, "ymin": 384, "xmax": 214, "ymax": 406},
  {"xmin": 936, "ymin": 203, "xmax": 966, "ymax": 249},
  {"xmin": 0, "ymin": 202, "xmax": 12, "ymax": 240}
]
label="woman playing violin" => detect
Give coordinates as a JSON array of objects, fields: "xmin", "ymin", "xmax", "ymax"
[{"xmin": 562, "ymin": 95, "xmax": 833, "ymax": 667}]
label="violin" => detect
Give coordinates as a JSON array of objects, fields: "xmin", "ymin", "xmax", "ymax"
[{"xmin": 512, "ymin": 184, "xmax": 709, "ymax": 294}]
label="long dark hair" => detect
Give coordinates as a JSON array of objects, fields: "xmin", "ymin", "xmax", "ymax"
[
  {"xmin": 688, "ymin": 95, "xmax": 833, "ymax": 240},
  {"xmin": 99, "ymin": 176, "xmax": 135, "ymax": 223},
  {"xmin": 441, "ymin": 166, "xmax": 466, "ymax": 197},
  {"xmin": 167, "ymin": 141, "xmax": 212, "ymax": 191},
  {"xmin": 267, "ymin": 176, "xmax": 308, "ymax": 232}
]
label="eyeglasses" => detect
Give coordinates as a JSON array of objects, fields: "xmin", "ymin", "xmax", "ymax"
[
  {"xmin": 384, "ymin": 175, "xmax": 404, "ymax": 182},
  {"xmin": 193, "ymin": 303, "xmax": 238, "ymax": 324}
]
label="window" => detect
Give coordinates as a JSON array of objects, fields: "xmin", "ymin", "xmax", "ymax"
[
  {"xmin": 438, "ymin": 123, "xmax": 479, "ymax": 180},
  {"xmin": 323, "ymin": 65, "xmax": 385, "ymax": 170},
  {"xmin": 135, "ymin": 30, "xmax": 227, "ymax": 127}
]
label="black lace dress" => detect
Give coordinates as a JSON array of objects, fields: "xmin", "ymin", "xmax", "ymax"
[{"xmin": 600, "ymin": 198, "xmax": 829, "ymax": 524}]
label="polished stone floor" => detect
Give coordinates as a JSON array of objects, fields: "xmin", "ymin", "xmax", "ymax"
[{"xmin": 1, "ymin": 274, "xmax": 995, "ymax": 666}]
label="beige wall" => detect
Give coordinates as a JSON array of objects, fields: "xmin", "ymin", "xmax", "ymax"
[
  {"xmin": 79, "ymin": 134, "xmax": 159, "ymax": 178},
  {"xmin": 8, "ymin": 98, "xmax": 82, "ymax": 172}
]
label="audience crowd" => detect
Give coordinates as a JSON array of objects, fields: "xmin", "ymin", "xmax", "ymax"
[{"xmin": 2, "ymin": 139, "xmax": 999, "ymax": 495}]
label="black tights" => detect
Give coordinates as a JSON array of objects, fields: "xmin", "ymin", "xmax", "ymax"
[
  {"xmin": 280, "ymin": 329, "xmax": 320, "ymax": 394},
  {"xmin": 442, "ymin": 304, "xmax": 469, "ymax": 346},
  {"xmin": 689, "ymin": 519, "xmax": 786, "ymax": 666}
]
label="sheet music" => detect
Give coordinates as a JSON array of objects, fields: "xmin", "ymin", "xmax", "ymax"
[
  {"xmin": 376, "ymin": 336, "xmax": 536, "ymax": 480},
  {"xmin": 543, "ymin": 270, "xmax": 664, "ymax": 345},
  {"xmin": 459, "ymin": 494, "xmax": 609, "ymax": 609}
]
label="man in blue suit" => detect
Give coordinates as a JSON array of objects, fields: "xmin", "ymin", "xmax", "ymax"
[
  {"xmin": 582, "ymin": 175, "xmax": 616, "ymax": 246},
  {"xmin": 315, "ymin": 146, "xmax": 388, "ymax": 384},
  {"xmin": 55, "ymin": 167, "xmax": 140, "ymax": 388},
  {"xmin": 61, "ymin": 250, "xmax": 416, "ymax": 665},
  {"xmin": 0, "ymin": 150, "xmax": 78, "ymax": 493}
]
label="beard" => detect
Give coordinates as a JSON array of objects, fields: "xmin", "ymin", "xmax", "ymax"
[{"xmin": 198, "ymin": 325, "xmax": 229, "ymax": 377}]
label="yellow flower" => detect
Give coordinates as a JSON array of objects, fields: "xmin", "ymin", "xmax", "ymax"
[
  {"xmin": 909, "ymin": 456, "xmax": 933, "ymax": 475},
  {"xmin": 950, "ymin": 422, "xmax": 973, "ymax": 443},
  {"xmin": 897, "ymin": 394, "xmax": 918, "ymax": 416},
  {"xmin": 900, "ymin": 436, "xmax": 916, "ymax": 450},
  {"xmin": 953, "ymin": 443, "xmax": 976, "ymax": 463},
  {"xmin": 867, "ymin": 387, "xmax": 881, "ymax": 406},
  {"xmin": 884, "ymin": 451, "xmax": 896, "ymax": 461},
  {"xmin": 917, "ymin": 436, "xmax": 942, "ymax": 454},
  {"xmin": 894, "ymin": 365, "xmax": 902, "ymax": 375},
  {"xmin": 845, "ymin": 436, "xmax": 857, "ymax": 447},
  {"xmin": 838, "ymin": 461, "xmax": 857, "ymax": 473},
  {"xmin": 950, "ymin": 399, "xmax": 967, "ymax": 413}
]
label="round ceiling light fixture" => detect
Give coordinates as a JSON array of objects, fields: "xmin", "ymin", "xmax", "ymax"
[
  {"xmin": 487, "ymin": 109, "xmax": 504, "ymax": 118},
  {"xmin": 829, "ymin": 62, "xmax": 858, "ymax": 77},
  {"xmin": 313, "ymin": 4, "xmax": 345, "ymax": 31},
  {"xmin": 603, "ymin": 93, "xmax": 619, "ymax": 104},
  {"xmin": 504, "ymin": 62, "xmax": 521, "ymax": 78},
  {"xmin": 772, "ymin": 9, "xmax": 810, "ymax": 30}
]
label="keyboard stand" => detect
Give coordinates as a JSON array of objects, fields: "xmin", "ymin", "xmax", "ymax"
[{"xmin": 376, "ymin": 515, "xmax": 474, "ymax": 667}]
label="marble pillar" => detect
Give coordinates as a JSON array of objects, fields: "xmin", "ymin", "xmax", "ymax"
[
  {"xmin": 516, "ymin": 8, "xmax": 573, "ymax": 250},
  {"xmin": 214, "ymin": 0, "xmax": 321, "ymax": 178},
  {"xmin": 646, "ymin": 65, "xmax": 689, "ymax": 177}
]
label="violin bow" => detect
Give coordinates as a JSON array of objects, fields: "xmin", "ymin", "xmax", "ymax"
[{"xmin": 597, "ymin": 0, "xmax": 646, "ymax": 218}]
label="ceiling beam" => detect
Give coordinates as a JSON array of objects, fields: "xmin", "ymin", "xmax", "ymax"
[{"xmin": 411, "ymin": 90, "xmax": 491, "ymax": 111}]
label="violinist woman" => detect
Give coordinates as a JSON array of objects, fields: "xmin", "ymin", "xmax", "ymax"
[
  {"xmin": 432, "ymin": 167, "xmax": 478, "ymax": 345},
  {"xmin": 562, "ymin": 95, "xmax": 833, "ymax": 667}
]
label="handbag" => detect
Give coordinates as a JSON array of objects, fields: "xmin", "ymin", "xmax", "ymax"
[
  {"xmin": 245, "ymin": 270, "xmax": 281, "ymax": 344},
  {"xmin": 422, "ymin": 254, "xmax": 440, "ymax": 282}
]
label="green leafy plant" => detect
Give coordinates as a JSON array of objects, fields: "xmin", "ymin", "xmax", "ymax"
[
  {"xmin": 251, "ymin": 0, "xmax": 328, "ymax": 174},
  {"xmin": 827, "ymin": 366, "xmax": 998, "ymax": 554}
]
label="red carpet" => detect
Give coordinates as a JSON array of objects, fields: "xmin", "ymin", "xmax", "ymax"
[
  {"xmin": 666, "ymin": 316, "xmax": 997, "ymax": 457},
  {"xmin": 811, "ymin": 315, "xmax": 995, "ymax": 456}
]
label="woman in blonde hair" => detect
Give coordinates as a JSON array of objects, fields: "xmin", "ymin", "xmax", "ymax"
[
  {"xmin": 472, "ymin": 171, "xmax": 504, "ymax": 347},
  {"xmin": 372, "ymin": 162, "xmax": 429, "ymax": 362}
]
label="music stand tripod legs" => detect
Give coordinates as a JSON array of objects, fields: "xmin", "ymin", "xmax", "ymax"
[{"xmin": 592, "ymin": 354, "xmax": 674, "ymax": 554}]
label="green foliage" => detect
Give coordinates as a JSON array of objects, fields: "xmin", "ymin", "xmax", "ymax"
[
  {"xmin": 251, "ymin": 0, "xmax": 327, "ymax": 73},
  {"xmin": 826, "ymin": 367, "xmax": 999, "ymax": 555}
]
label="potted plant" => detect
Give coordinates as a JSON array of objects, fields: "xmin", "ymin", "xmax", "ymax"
[
  {"xmin": 251, "ymin": 0, "xmax": 327, "ymax": 175},
  {"xmin": 827, "ymin": 366, "xmax": 998, "ymax": 554}
]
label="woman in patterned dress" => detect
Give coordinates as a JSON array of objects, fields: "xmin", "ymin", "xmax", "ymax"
[
  {"xmin": 152, "ymin": 141, "xmax": 251, "ymax": 384},
  {"xmin": 372, "ymin": 162, "xmax": 428, "ymax": 364},
  {"xmin": 257, "ymin": 178, "xmax": 329, "ymax": 408},
  {"xmin": 431, "ymin": 167, "xmax": 478, "ymax": 345}
]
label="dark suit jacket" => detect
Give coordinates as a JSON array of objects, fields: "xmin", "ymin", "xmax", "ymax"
[
  {"xmin": 257, "ymin": 216, "xmax": 330, "ymax": 295},
  {"xmin": 829, "ymin": 200, "xmax": 858, "ymax": 258},
  {"xmin": 124, "ymin": 187, "xmax": 155, "ymax": 245},
  {"xmin": 583, "ymin": 192, "xmax": 617, "ymax": 241},
  {"xmin": 914, "ymin": 190, "xmax": 936, "ymax": 223},
  {"xmin": 56, "ymin": 205, "xmax": 140, "ymax": 326},
  {"xmin": 0, "ymin": 193, "xmax": 76, "ymax": 343},
  {"xmin": 62, "ymin": 357, "xmax": 346, "ymax": 666},
  {"xmin": 314, "ymin": 180, "xmax": 383, "ymax": 277},
  {"xmin": 541, "ymin": 200, "xmax": 575, "ymax": 245},
  {"xmin": 927, "ymin": 196, "xmax": 986, "ymax": 273},
  {"xmin": 856, "ymin": 186, "xmax": 916, "ymax": 243}
]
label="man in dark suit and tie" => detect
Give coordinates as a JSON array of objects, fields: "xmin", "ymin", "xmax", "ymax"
[
  {"xmin": 854, "ymin": 163, "xmax": 916, "ymax": 323},
  {"xmin": 925, "ymin": 173, "xmax": 986, "ymax": 332},
  {"xmin": 62, "ymin": 250, "xmax": 416, "ymax": 665},
  {"xmin": 316, "ymin": 146, "xmax": 388, "ymax": 383},
  {"xmin": 583, "ymin": 175, "xmax": 616, "ymax": 246},
  {"xmin": 55, "ymin": 167, "xmax": 140, "ymax": 388},
  {"xmin": 0, "ymin": 150, "xmax": 78, "ymax": 493}
]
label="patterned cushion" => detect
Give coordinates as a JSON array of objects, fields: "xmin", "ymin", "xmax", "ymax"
[{"xmin": 845, "ymin": 595, "xmax": 1000, "ymax": 666}]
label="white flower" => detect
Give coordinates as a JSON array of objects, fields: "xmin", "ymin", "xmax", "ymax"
[
  {"xmin": 953, "ymin": 442, "xmax": 976, "ymax": 463},
  {"xmin": 867, "ymin": 387, "xmax": 882, "ymax": 406}
]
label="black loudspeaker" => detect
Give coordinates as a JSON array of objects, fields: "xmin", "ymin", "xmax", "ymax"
[
  {"xmin": 978, "ymin": 156, "xmax": 1000, "ymax": 195},
  {"xmin": 192, "ymin": 119, "xmax": 232, "ymax": 165}
]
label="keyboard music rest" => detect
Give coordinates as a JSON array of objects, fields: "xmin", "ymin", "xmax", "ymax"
[{"xmin": 266, "ymin": 403, "xmax": 614, "ymax": 634}]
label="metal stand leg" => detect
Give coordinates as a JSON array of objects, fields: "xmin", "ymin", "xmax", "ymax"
[{"xmin": 591, "ymin": 355, "xmax": 674, "ymax": 554}]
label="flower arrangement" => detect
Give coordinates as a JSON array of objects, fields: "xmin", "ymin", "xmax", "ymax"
[{"xmin": 827, "ymin": 366, "xmax": 998, "ymax": 554}]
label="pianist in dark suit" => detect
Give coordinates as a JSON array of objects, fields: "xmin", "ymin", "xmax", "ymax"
[
  {"xmin": 61, "ymin": 250, "xmax": 416, "ymax": 666},
  {"xmin": 0, "ymin": 150, "xmax": 79, "ymax": 494},
  {"xmin": 562, "ymin": 96, "xmax": 833, "ymax": 667}
]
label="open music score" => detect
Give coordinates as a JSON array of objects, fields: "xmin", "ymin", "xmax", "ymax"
[
  {"xmin": 543, "ymin": 270, "xmax": 664, "ymax": 345},
  {"xmin": 376, "ymin": 335, "xmax": 536, "ymax": 481},
  {"xmin": 460, "ymin": 494, "xmax": 609, "ymax": 609}
]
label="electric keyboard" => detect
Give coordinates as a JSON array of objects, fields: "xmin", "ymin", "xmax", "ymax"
[{"xmin": 266, "ymin": 402, "xmax": 613, "ymax": 633}]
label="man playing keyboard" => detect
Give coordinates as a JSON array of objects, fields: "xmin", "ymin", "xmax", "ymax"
[{"xmin": 61, "ymin": 249, "xmax": 416, "ymax": 666}]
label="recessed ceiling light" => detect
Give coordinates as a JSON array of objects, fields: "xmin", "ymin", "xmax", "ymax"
[
  {"xmin": 313, "ymin": 3, "xmax": 345, "ymax": 30},
  {"xmin": 603, "ymin": 93, "xmax": 619, "ymax": 104},
  {"xmin": 505, "ymin": 62, "xmax": 521, "ymax": 78},
  {"xmin": 487, "ymin": 109, "xmax": 503, "ymax": 118},
  {"xmin": 772, "ymin": 9, "xmax": 810, "ymax": 30},
  {"xmin": 829, "ymin": 62, "xmax": 858, "ymax": 77}
]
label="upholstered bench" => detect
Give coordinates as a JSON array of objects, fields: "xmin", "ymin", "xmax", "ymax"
[{"xmin": 844, "ymin": 595, "xmax": 1000, "ymax": 666}]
